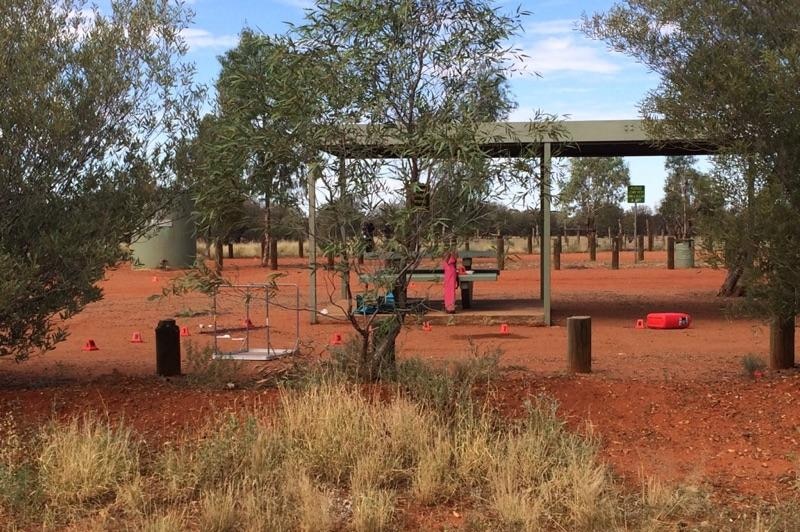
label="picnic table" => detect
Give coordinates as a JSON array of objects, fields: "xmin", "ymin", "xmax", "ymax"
[{"xmin": 360, "ymin": 267, "xmax": 499, "ymax": 309}]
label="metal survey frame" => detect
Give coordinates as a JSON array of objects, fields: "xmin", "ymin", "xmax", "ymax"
[{"xmin": 211, "ymin": 282, "xmax": 300, "ymax": 361}]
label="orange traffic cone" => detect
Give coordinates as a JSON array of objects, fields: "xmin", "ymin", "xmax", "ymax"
[
  {"xmin": 180, "ymin": 326, "xmax": 190, "ymax": 337},
  {"xmin": 635, "ymin": 319, "xmax": 646, "ymax": 329},
  {"xmin": 130, "ymin": 331, "xmax": 143, "ymax": 344},
  {"xmin": 500, "ymin": 323, "xmax": 510, "ymax": 334},
  {"xmin": 422, "ymin": 321, "xmax": 432, "ymax": 332},
  {"xmin": 82, "ymin": 339, "xmax": 99, "ymax": 351},
  {"xmin": 330, "ymin": 333, "xmax": 343, "ymax": 345}
]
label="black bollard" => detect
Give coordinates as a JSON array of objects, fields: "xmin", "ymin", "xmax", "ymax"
[{"xmin": 155, "ymin": 319, "xmax": 181, "ymax": 376}]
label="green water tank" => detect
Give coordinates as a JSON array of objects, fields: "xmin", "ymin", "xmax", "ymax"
[
  {"xmin": 674, "ymin": 239, "xmax": 695, "ymax": 269},
  {"xmin": 131, "ymin": 205, "xmax": 197, "ymax": 269}
]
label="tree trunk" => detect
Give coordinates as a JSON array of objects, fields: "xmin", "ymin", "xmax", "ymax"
[
  {"xmin": 269, "ymin": 238, "xmax": 278, "ymax": 270},
  {"xmin": 261, "ymin": 199, "xmax": 271, "ymax": 268},
  {"xmin": 589, "ymin": 233, "xmax": 597, "ymax": 261},
  {"xmin": 526, "ymin": 231, "xmax": 533, "ymax": 254},
  {"xmin": 214, "ymin": 239, "xmax": 224, "ymax": 273},
  {"xmin": 770, "ymin": 317, "xmax": 795, "ymax": 370},
  {"xmin": 298, "ymin": 238, "xmax": 304, "ymax": 258},
  {"xmin": 611, "ymin": 236, "xmax": 620, "ymax": 270},
  {"xmin": 717, "ymin": 266, "xmax": 744, "ymax": 297},
  {"xmin": 359, "ymin": 316, "xmax": 401, "ymax": 381},
  {"xmin": 227, "ymin": 242, "xmax": 234, "ymax": 259}
]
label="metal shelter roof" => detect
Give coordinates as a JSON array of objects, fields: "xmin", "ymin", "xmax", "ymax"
[{"xmin": 327, "ymin": 119, "xmax": 718, "ymax": 158}]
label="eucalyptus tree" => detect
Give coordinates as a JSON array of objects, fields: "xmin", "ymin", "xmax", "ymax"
[
  {"xmin": 0, "ymin": 0, "xmax": 200, "ymax": 360},
  {"xmin": 560, "ymin": 157, "xmax": 630, "ymax": 258},
  {"xmin": 179, "ymin": 114, "xmax": 250, "ymax": 272},
  {"xmin": 292, "ymin": 0, "xmax": 560, "ymax": 379},
  {"xmin": 658, "ymin": 156, "xmax": 712, "ymax": 239},
  {"xmin": 215, "ymin": 30, "xmax": 310, "ymax": 270},
  {"xmin": 585, "ymin": 1, "xmax": 800, "ymax": 367}
]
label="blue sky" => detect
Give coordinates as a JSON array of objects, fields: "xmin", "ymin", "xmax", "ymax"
[{"xmin": 181, "ymin": 0, "xmax": 679, "ymax": 209}]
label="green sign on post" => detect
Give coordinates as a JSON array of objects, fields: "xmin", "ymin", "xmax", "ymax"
[{"xmin": 627, "ymin": 185, "xmax": 645, "ymax": 203}]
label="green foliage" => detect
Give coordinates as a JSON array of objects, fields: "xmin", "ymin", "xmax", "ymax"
[
  {"xmin": 289, "ymin": 0, "xmax": 563, "ymax": 375},
  {"xmin": 0, "ymin": 0, "xmax": 200, "ymax": 360},
  {"xmin": 184, "ymin": 343, "xmax": 243, "ymax": 389},
  {"xmin": 741, "ymin": 354, "xmax": 766, "ymax": 378},
  {"xmin": 585, "ymin": 1, "xmax": 800, "ymax": 322},
  {"xmin": 658, "ymin": 156, "xmax": 717, "ymax": 238},
  {"xmin": 559, "ymin": 157, "xmax": 630, "ymax": 232}
]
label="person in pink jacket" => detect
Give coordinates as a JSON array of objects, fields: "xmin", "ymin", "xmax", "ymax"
[{"xmin": 442, "ymin": 251, "xmax": 458, "ymax": 313}]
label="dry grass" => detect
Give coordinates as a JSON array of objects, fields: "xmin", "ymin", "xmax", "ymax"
[
  {"xmin": 37, "ymin": 416, "xmax": 139, "ymax": 510},
  {"xmin": 202, "ymin": 240, "xmax": 304, "ymax": 259},
  {"xmin": 0, "ymin": 359, "xmax": 792, "ymax": 530}
]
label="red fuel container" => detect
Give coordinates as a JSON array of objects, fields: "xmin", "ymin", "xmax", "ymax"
[{"xmin": 646, "ymin": 312, "xmax": 691, "ymax": 329}]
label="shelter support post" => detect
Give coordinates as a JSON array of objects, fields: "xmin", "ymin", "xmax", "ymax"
[
  {"xmin": 308, "ymin": 165, "xmax": 318, "ymax": 324},
  {"xmin": 540, "ymin": 142, "xmax": 552, "ymax": 325}
]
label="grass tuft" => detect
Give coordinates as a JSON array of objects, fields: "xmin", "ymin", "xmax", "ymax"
[{"xmin": 37, "ymin": 416, "xmax": 139, "ymax": 510}]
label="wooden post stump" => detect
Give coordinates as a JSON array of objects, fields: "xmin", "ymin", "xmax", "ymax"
[
  {"xmin": 526, "ymin": 232, "xmax": 533, "ymax": 254},
  {"xmin": 589, "ymin": 233, "xmax": 597, "ymax": 261},
  {"xmin": 667, "ymin": 236, "xmax": 675, "ymax": 270},
  {"xmin": 611, "ymin": 236, "xmax": 620, "ymax": 270},
  {"xmin": 770, "ymin": 317, "xmax": 796, "ymax": 369},
  {"xmin": 553, "ymin": 236, "xmax": 561, "ymax": 270},
  {"xmin": 637, "ymin": 235, "xmax": 645, "ymax": 262},
  {"xmin": 567, "ymin": 316, "xmax": 591, "ymax": 373},
  {"xmin": 298, "ymin": 238, "xmax": 304, "ymax": 259}
]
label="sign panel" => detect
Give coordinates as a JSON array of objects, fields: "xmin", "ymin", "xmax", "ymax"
[{"xmin": 627, "ymin": 185, "xmax": 645, "ymax": 203}]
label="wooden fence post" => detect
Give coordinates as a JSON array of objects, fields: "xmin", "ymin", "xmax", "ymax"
[
  {"xmin": 770, "ymin": 318, "xmax": 796, "ymax": 369},
  {"xmin": 553, "ymin": 236, "xmax": 561, "ymax": 270},
  {"xmin": 611, "ymin": 236, "xmax": 620, "ymax": 270},
  {"xmin": 567, "ymin": 316, "xmax": 592, "ymax": 373},
  {"xmin": 589, "ymin": 232, "xmax": 597, "ymax": 261},
  {"xmin": 496, "ymin": 235, "xmax": 505, "ymax": 270},
  {"xmin": 667, "ymin": 236, "xmax": 675, "ymax": 270},
  {"xmin": 637, "ymin": 235, "xmax": 645, "ymax": 262}
]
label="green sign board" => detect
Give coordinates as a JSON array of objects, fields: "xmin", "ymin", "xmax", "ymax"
[{"xmin": 627, "ymin": 185, "xmax": 645, "ymax": 203}]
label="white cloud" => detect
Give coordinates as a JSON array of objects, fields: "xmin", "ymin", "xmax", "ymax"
[
  {"xmin": 527, "ymin": 18, "xmax": 578, "ymax": 35},
  {"xmin": 513, "ymin": 36, "xmax": 621, "ymax": 76},
  {"xmin": 180, "ymin": 28, "xmax": 238, "ymax": 50},
  {"xmin": 275, "ymin": 0, "xmax": 315, "ymax": 9}
]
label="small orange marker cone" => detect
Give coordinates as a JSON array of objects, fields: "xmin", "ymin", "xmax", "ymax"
[
  {"xmin": 81, "ymin": 339, "xmax": 99, "ymax": 351},
  {"xmin": 151, "ymin": 276, "xmax": 159, "ymax": 283},
  {"xmin": 242, "ymin": 318, "xmax": 254, "ymax": 329},
  {"xmin": 180, "ymin": 326, "xmax": 190, "ymax": 337},
  {"xmin": 330, "ymin": 332, "xmax": 343, "ymax": 345},
  {"xmin": 130, "ymin": 331, "xmax": 143, "ymax": 343},
  {"xmin": 635, "ymin": 319, "xmax": 646, "ymax": 329},
  {"xmin": 422, "ymin": 321, "xmax": 432, "ymax": 332},
  {"xmin": 500, "ymin": 323, "xmax": 510, "ymax": 334}
]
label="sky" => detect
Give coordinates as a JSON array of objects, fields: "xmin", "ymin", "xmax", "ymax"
[{"xmin": 181, "ymin": 0, "xmax": 682, "ymax": 209}]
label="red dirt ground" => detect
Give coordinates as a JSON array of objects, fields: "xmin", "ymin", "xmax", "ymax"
[{"xmin": 1, "ymin": 251, "xmax": 798, "ymax": 504}]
